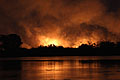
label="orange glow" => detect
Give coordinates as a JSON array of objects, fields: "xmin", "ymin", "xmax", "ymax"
[
  {"xmin": 21, "ymin": 60, "xmax": 100, "ymax": 80},
  {"xmin": 2, "ymin": 0, "xmax": 119, "ymax": 49},
  {"xmin": 21, "ymin": 43, "xmax": 32, "ymax": 49},
  {"xmin": 73, "ymin": 38, "xmax": 98, "ymax": 48},
  {"xmin": 37, "ymin": 35, "xmax": 98, "ymax": 48},
  {"xmin": 38, "ymin": 36, "xmax": 64, "ymax": 47},
  {"xmin": 74, "ymin": 38, "xmax": 89, "ymax": 48},
  {"xmin": 41, "ymin": 37, "xmax": 59, "ymax": 46}
]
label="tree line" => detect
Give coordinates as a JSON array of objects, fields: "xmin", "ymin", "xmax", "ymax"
[{"xmin": 0, "ymin": 34, "xmax": 120, "ymax": 50}]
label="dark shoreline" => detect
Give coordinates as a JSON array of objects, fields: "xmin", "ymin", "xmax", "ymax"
[
  {"xmin": 1, "ymin": 34, "xmax": 120, "ymax": 57},
  {"xmin": 1, "ymin": 48, "xmax": 120, "ymax": 57}
]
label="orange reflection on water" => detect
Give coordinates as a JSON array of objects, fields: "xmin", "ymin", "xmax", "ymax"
[
  {"xmin": 1, "ymin": 57, "xmax": 120, "ymax": 80},
  {"xmin": 21, "ymin": 60, "xmax": 101, "ymax": 80}
]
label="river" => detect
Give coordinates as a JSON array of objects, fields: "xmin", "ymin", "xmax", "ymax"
[{"xmin": 0, "ymin": 56, "xmax": 120, "ymax": 80}]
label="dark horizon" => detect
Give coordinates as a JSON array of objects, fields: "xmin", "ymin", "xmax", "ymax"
[{"xmin": 0, "ymin": 34, "xmax": 120, "ymax": 57}]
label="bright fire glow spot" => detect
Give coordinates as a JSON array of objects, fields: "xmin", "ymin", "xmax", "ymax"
[
  {"xmin": 38, "ymin": 36, "xmax": 61, "ymax": 46},
  {"xmin": 38, "ymin": 36, "xmax": 98, "ymax": 48},
  {"xmin": 44, "ymin": 38, "xmax": 59, "ymax": 46}
]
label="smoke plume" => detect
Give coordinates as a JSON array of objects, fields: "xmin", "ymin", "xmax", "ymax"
[{"xmin": 0, "ymin": 0, "xmax": 120, "ymax": 48}]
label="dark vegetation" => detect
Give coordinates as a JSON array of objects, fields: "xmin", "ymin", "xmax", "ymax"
[{"xmin": 0, "ymin": 34, "xmax": 120, "ymax": 57}]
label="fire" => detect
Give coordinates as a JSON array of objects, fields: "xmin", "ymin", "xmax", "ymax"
[
  {"xmin": 73, "ymin": 38, "xmax": 89, "ymax": 48},
  {"xmin": 38, "ymin": 36, "xmax": 62, "ymax": 46},
  {"xmin": 73, "ymin": 38, "xmax": 97, "ymax": 48},
  {"xmin": 37, "ymin": 35, "xmax": 98, "ymax": 48},
  {"xmin": 42, "ymin": 38, "xmax": 59, "ymax": 46}
]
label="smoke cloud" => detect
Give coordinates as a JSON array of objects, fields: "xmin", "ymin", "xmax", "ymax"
[{"xmin": 0, "ymin": 0, "xmax": 120, "ymax": 48}]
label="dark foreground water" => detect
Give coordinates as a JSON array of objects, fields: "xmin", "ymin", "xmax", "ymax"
[{"xmin": 0, "ymin": 56, "xmax": 120, "ymax": 80}]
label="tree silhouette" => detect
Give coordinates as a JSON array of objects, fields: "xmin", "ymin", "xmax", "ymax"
[
  {"xmin": 98, "ymin": 41, "xmax": 115, "ymax": 48},
  {"xmin": 79, "ymin": 44, "xmax": 93, "ymax": 49},
  {"xmin": 0, "ymin": 34, "xmax": 22, "ymax": 50}
]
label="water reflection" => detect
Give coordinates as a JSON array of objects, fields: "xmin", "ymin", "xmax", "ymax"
[
  {"xmin": 0, "ymin": 57, "xmax": 120, "ymax": 80},
  {"xmin": 20, "ymin": 60, "xmax": 120, "ymax": 80}
]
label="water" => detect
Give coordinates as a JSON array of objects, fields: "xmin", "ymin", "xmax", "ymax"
[{"xmin": 0, "ymin": 56, "xmax": 120, "ymax": 80}]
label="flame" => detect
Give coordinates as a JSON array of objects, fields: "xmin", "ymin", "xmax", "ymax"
[
  {"xmin": 41, "ymin": 38, "xmax": 59, "ymax": 46},
  {"xmin": 38, "ymin": 36, "xmax": 62, "ymax": 46},
  {"xmin": 45, "ymin": 39, "xmax": 59, "ymax": 46},
  {"xmin": 73, "ymin": 38, "xmax": 98, "ymax": 48},
  {"xmin": 37, "ymin": 35, "xmax": 98, "ymax": 48}
]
